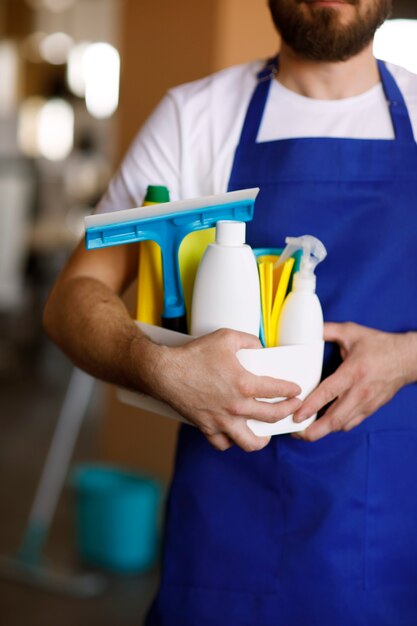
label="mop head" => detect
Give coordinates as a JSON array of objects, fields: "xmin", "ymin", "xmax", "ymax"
[{"xmin": 0, "ymin": 556, "xmax": 106, "ymax": 597}]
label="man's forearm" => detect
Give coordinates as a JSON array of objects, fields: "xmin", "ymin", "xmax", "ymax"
[
  {"xmin": 43, "ymin": 275, "xmax": 163, "ymax": 394},
  {"xmin": 44, "ymin": 259, "xmax": 305, "ymax": 452}
]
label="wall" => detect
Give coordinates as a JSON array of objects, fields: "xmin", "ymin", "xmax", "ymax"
[
  {"xmin": 101, "ymin": 0, "xmax": 279, "ymax": 481},
  {"xmin": 0, "ymin": 3, "xmax": 5, "ymax": 35},
  {"xmin": 392, "ymin": 0, "xmax": 417, "ymax": 18},
  {"xmin": 213, "ymin": 0, "xmax": 278, "ymax": 70},
  {"xmin": 117, "ymin": 0, "xmax": 216, "ymax": 160},
  {"xmin": 117, "ymin": 0, "xmax": 278, "ymax": 160}
]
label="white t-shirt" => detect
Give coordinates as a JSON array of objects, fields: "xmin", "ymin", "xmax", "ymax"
[{"xmin": 97, "ymin": 59, "xmax": 417, "ymax": 213}]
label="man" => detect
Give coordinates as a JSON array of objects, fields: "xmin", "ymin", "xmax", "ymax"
[{"xmin": 44, "ymin": 0, "xmax": 417, "ymax": 623}]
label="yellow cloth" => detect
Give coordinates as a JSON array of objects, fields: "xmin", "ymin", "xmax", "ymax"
[
  {"xmin": 257, "ymin": 254, "xmax": 295, "ymax": 347},
  {"xmin": 136, "ymin": 208, "xmax": 215, "ymax": 330}
]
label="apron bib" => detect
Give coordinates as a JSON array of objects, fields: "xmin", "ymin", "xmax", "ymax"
[{"xmin": 146, "ymin": 59, "xmax": 417, "ymax": 625}]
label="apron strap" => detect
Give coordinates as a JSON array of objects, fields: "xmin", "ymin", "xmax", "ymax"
[
  {"xmin": 237, "ymin": 57, "xmax": 278, "ymax": 145},
  {"xmin": 378, "ymin": 60, "xmax": 415, "ymax": 143},
  {"xmin": 238, "ymin": 57, "xmax": 415, "ymax": 146}
]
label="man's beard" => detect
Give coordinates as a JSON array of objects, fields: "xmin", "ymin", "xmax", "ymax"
[{"xmin": 268, "ymin": 0, "xmax": 392, "ymax": 62}]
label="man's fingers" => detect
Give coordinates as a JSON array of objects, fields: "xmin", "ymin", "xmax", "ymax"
[
  {"xmin": 323, "ymin": 321, "xmax": 346, "ymax": 343},
  {"xmin": 318, "ymin": 384, "xmax": 370, "ymax": 434},
  {"xmin": 342, "ymin": 414, "xmax": 366, "ymax": 432},
  {"xmin": 243, "ymin": 396, "xmax": 302, "ymax": 423},
  {"xmin": 226, "ymin": 420, "xmax": 271, "ymax": 453},
  {"xmin": 240, "ymin": 374, "xmax": 301, "ymax": 399},
  {"xmin": 324, "ymin": 321, "xmax": 363, "ymax": 345},
  {"xmin": 206, "ymin": 432, "xmax": 234, "ymax": 451},
  {"xmin": 293, "ymin": 366, "xmax": 352, "ymax": 423},
  {"xmin": 229, "ymin": 329, "xmax": 263, "ymax": 350},
  {"xmin": 296, "ymin": 387, "xmax": 365, "ymax": 441},
  {"xmin": 295, "ymin": 413, "xmax": 335, "ymax": 441},
  {"xmin": 294, "ymin": 395, "xmax": 352, "ymax": 441}
]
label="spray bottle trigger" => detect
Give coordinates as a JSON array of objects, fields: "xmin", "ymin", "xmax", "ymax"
[{"xmin": 274, "ymin": 234, "xmax": 327, "ymax": 275}]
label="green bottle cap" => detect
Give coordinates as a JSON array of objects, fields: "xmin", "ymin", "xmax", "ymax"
[{"xmin": 144, "ymin": 185, "xmax": 170, "ymax": 203}]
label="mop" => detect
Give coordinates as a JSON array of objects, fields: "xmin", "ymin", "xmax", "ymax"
[
  {"xmin": 0, "ymin": 367, "xmax": 106, "ymax": 596},
  {"xmin": 85, "ymin": 188, "xmax": 259, "ymax": 332}
]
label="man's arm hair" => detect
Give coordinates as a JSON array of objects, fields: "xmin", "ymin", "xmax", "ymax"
[{"xmin": 43, "ymin": 240, "xmax": 163, "ymax": 394}]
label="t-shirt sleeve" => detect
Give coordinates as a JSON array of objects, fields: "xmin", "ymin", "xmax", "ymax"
[{"xmin": 96, "ymin": 91, "xmax": 181, "ymax": 213}]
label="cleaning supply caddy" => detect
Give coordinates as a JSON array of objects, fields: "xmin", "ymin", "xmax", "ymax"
[{"xmin": 85, "ymin": 189, "xmax": 326, "ymax": 436}]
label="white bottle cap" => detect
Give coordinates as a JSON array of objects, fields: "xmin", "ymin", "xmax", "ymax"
[{"xmin": 215, "ymin": 221, "xmax": 246, "ymax": 246}]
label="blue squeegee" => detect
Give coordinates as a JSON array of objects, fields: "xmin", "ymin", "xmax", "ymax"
[{"xmin": 85, "ymin": 188, "xmax": 259, "ymax": 332}]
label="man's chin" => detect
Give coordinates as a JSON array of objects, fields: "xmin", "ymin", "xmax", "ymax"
[{"xmin": 269, "ymin": 0, "xmax": 392, "ymax": 62}]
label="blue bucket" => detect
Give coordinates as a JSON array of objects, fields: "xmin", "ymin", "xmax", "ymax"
[{"xmin": 71, "ymin": 464, "xmax": 163, "ymax": 573}]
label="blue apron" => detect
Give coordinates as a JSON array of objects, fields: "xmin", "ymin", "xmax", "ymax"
[{"xmin": 146, "ymin": 59, "xmax": 417, "ymax": 625}]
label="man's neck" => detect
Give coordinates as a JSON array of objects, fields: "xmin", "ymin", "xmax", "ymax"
[{"xmin": 277, "ymin": 43, "xmax": 380, "ymax": 100}]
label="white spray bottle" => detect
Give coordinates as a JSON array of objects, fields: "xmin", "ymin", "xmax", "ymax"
[
  {"xmin": 276, "ymin": 235, "xmax": 327, "ymax": 346},
  {"xmin": 191, "ymin": 221, "xmax": 261, "ymax": 337}
]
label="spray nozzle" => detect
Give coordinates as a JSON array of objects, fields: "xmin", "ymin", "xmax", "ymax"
[{"xmin": 274, "ymin": 235, "xmax": 327, "ymax": 291}]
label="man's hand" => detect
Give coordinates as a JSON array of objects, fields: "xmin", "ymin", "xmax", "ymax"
[
  {"xmin": 142, "ymin": 328, "xmax": 302, "ymax": 453},
  {"xmin": 292, "ymin": 322, "xmax": 417, "ymax": 442}
]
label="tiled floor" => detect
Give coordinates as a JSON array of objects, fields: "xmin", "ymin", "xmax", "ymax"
[{"xmin": 0, "ymin": 321, "xmax": 159, "ymax": 626}]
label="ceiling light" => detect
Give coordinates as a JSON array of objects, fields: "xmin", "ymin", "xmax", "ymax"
[
  {"xmin": 84, "ymin": 43, "xmax": 120, "ymax": 119},
  {"xmin": 38, "ymin": 99, "xmax": 74, "ymax": 161},
  {"xmin": 67, "ymin": 42, "xmax": 90, "ymax": 97},
  {"xmin": 0, "ymin": 41, "xmax": 19, "ymax": 117},
  {"xmin": 39, "ymin": 32, "xmax": 74, "ymax": 65}
]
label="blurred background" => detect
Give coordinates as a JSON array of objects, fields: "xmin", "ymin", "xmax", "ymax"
[{"xmin": 0, "ymin": 1, "xmax": 416, "ymax": 625}]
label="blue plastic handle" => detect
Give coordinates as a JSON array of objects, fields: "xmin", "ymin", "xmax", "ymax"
[{"xmin": 86, "ymin": 199, "xmax": 255, "ymax": 320}]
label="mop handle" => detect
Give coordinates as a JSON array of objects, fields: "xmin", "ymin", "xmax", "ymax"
[{"xmin": 18, "ymin": 368, "xmax": 95, "ymax": 564}]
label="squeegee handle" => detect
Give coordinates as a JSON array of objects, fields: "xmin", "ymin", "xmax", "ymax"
[
  {"xmin": 160, "ymin": 233, "xmax": 187, "ymax": 325},
  {"xmin": 162, "ymin": 314, "xmax": 188, "ymax": 334}
]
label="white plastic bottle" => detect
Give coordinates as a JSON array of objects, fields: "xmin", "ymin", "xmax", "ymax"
[
  {"xmin": 190, "ymin": 221, "xmax": 261, "ymax": 337},
  {"xmin": 277, "ymin": 235, "xmax": 327, "ymax": 346}
]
